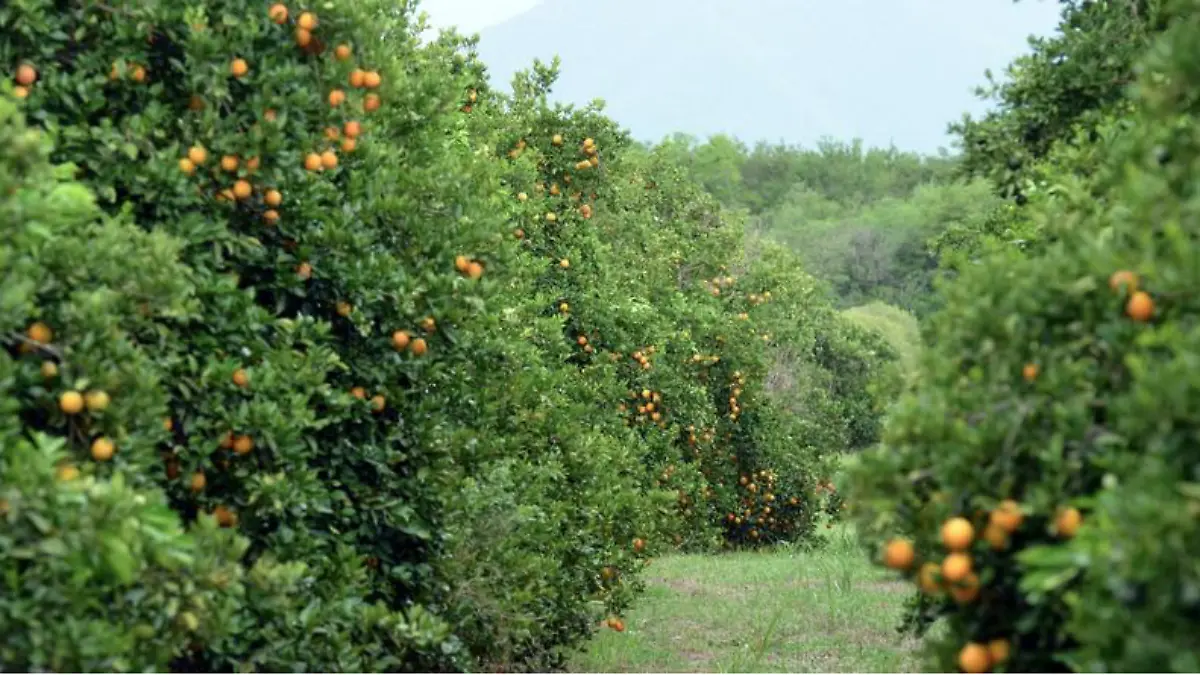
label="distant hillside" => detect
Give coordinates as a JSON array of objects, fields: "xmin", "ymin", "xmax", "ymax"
[{"xmin": 470, "ymin": 0, "xmax": 1063, "ymax": 152}]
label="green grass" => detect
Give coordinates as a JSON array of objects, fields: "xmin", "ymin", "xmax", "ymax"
[{"xmin": 570, "ymin": 525, "xmax": 923, "ymax": 673}]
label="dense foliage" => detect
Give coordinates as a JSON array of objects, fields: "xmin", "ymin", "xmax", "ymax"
[
  {"xmin": 848, "ymin": 0, "xmax": 1200, "ymax": 672},
  {"xmin": 0, "ymin": 0, "xmax": 890, "ymax": 671}
]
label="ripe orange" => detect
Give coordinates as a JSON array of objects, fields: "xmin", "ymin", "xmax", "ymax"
[
  {"xmin": 246, "ymin": 156, "xmax": 260, "ymax": 171},
  {"xmin": 297, "ymin": 12, "xmax": 317, "ymax": 29},
  {"xmin": 941, "ymin": 552, "xmax": 972, "ymax": 583},
  {"xmin": 40, "ymin": 361, "xmax": 59, "ymax": 378},
  {"xmin": 950, "ymin": 572, "xmax": 980, "ymax": 604},
  {"xmin": 1126, "ymin": 291, "xmax": 1154, "ymax": 321},
  {"xmin": 1055, "ymin": 506, "xmax": 1082, "ymax": 538},
  {"xmin": 131, "ymin": 65, "xmax": 147, "ymax": 82},
  {"xmin": 27, "ymin": 321, "xmax": 52, "ymax": 344},
  {"xmin": 163, "ymin": 418, "xmax": 174, "ymax": 432},
  {"xmin": 304, "ymin": 153, "xmax": 322, "ymax": 171},
  {"xmin": 60, "ymin": 391, "xmax": 85, "ymax": 415},
  {"xmin": 607, "ymin": 617, "xmax": 625, "ymax": 632},
  {"xmin": 15, "ymin": 64, "xmax": 37, "ymax": 86},
  {"xmin": 232, "ymin": 368, "xmax": 250, "ymax": 388},
  {"xmin": 13, "ymin": 86, "xmax": 28, "ymax": 99},
  {"xmin": 324, "ymin": 126, "xmax": 339, "ymax": 140},
  {"xmin": 513, "ymin": 228, "xmax": 525, "ymax": 239},
  {"xmin": 411, "ymin": 338, "xmax": 428, "ymax": 356},
  {"xmin": 230, "ymin": 58, "xmax": 249, "ymax": 78},
  {"xmin": 580, "ymin": 204, "xmax": 593, "ymax": 218},
  {"xmin": 363, "ymin": 71, "xmax": 381, "ymax": 89},
  {"xmin": 363, "ymin": 93, "xmax": 381, "ymax": 112},
  {"xmin": 454, "ymin": 255, "xmax": 470, "ymax": 272},
  {"xmin": 420, "ymin": 317, "xmax": 436, "ymax": 333},
  {"xmin": 295, "ymin": 28, "xmax": 312, "ymax": 46},
  {"xmin": 213, "ymin": 505, "xmax": 237, "ymax": 528},
  {"xmin": 882, "ymin": 538, "xmax": 915, "ymax": 570},
  {"xmin": 340, "ymin": 138, "xmax": 356, "ymax": 153},
  {"xmin": 983, "ymin": 523, "xmax": 1008, "ymax": 551},
  {"xmin": 262, "ymin": 209, "xmax": 279, "ymax": 224},
  {"xmin": 350, "ymin": 386, "xmax": 367, "ymax": 399},
  {"xmin": 296, "ymin": 262, "xmax": 312, "ymax": 279},
  {"xmin": 265, "ymin": 189, "xmax": 283, "ymax": 206},
  {"xmin": 917, "ymin": 562, "xmax": 941, "ymax": 594},
  {"xmin": 334, "ymin": 44, "xmax": 352, "ymax": 61},
  {"xmin": 188, "ymin": 145, "xmax": 208, "ymax": 165},
  {"xmin": 559, "ymin": 258, "xmax": 570, "ymax": 269},
  {"xmin": 232, "ymin": 435, "xmax": 254, "ymax": 455},
  {"xmin": 220, "ymin": 432, "xmax": 235, "ymax": 449},
  {"xmin": 91, "ymin": 437, "xmax": 115, "ymax": 462},
  {"xmin": 328, "ymin": 89, "xmax": 345, "ymax": 106},
  {"xmin": 370, "ymin": 394, "xmax": 386, "ymax": 413},
  {"xmin": 551, "ymin": 134, "xmax": 564, "ymax": 146},
  {"xmin": 1022, "ymin": 362, "xmax": 1039, "ymax": 382},
  {"xmin": 343, "ymin": 120, "xmax": 362, "ymax": 138},
  {"xmin": 336, "ymin": 301, "xmax": 352, "ymax": 317},
  {"xmin": 989, "ymin": 499, "xmax": 1023, "ymax": 533},
  {"xmin": 517, "ymin": 191, "xmax": 528, "ymax": 202},
  {"xmin": 633, "ymin": 537, "xmax": 646, "ymax": 553},
  {"xmin": 349, "ymin": 69, "xmax": 366, "ymax": 88},
  {"xmin": 220, "ymin": 155, "xmax": 239, "ymax": 172},
  {"xmin": 940, "ymin": 517, "xmax": 974, "ymax": 551},
  {"xmin": 190, "ymin": 471, "xmax": 207, "ymax": 492},
  {"xmin": 467, "ymin": 261, "xmax": 483, "ymax": 280},
  {"xmin": 1108, "ymin": 269, "xmax": 1138, "ymax": 292},
  {"xmin": 958, "ymin": 643, "xmax": 990, "ymax": 674},
  {"xmin": 546, "ymin": 212, "xmax": 557, "ymax": 222},
  {"xmin": 268, "ymin": 3, "xmax": 288, "ymax": 23},
  {"xmin": 232, "ymin": 180, "xmax": 252, "ymax": 199},
  {"xmin": 57, "ymin": 464, "xmax": 80, "ymax": 482},
  {"xmin": 987, "ymin": 639, "xmax": 1010, "ymax": 665},
  {"xmin": 85, "ymin": 390, "xmax": 110, "ymax": 412},
  {"xmin": 391, "ymin": 330, "xmax": 411, "ymax": 351},
  {"xmin": 320, "ymin": 150, "xmax": 338, "ymax": 169}
]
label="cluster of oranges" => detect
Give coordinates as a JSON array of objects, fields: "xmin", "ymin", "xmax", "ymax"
[
  {"xmin": 574, "ymin": 333, "xmax": 596, "ymax": 355},
  {"xmin": 454, "ymin": 254, "xmax": 485, "ymax": 280},
  {"xmin": 726, "ymin": 371, "xmax": 746, "ymax": 421},
  {"xmin": 1110, "ymin": 268, "xmax": 1154, "ymax": 321},
  {"xmin": 627, "ymin": 345, "xmax": 656, "ymax": 371},
  {"xmin": 701, "ymin": 274, "xmax": 736, "ymax": 297},
  {"xmin": 724, "ymin": 468, "xmax": 802, "ymax": 541},
  {"xmin": 882, "ymin": 501, "xmax": 1084, "ymax": 673},
  {"xmin": 10, "ymin": 62, "xmax": 36, "ymax": 99},
  {"xmin": 619, "ymin": 388, "xmax": 668, "ymax": 429},
  {"xmin": 573, "ymin": 137, "xmax": 600, "ymax": 171}
]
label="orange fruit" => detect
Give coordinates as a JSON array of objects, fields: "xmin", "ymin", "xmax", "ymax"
[
  {"xmin": 420, "ymin": 317, "xmax": 436, "ymax": 333},
  {"xmin": 220, "ymin": 155, "xmax": 239, "ymax": 172},
  {"xmin": 513, "ymin": 228, "xmax": 525, "ymax": 239},
  {"xmin": 295, "ymin": 28, "xmax": 312, "ymax": 46},
  {"xmin": 268, "ymin": 3, "xmax": 288, "ymax": 23},
  {"xmin": 349, "ymin": 69, "xmax": 366, "ymax": 88},
  {"xmin": 391, "ymin": 330, "xmax": 411, "ymax": 351},
  {"xmin": 212, "ymin": 505, "xmax": 237, "ymax": 528},
  {"xmin": 917, "ymin": 562, "xmax": 941, "ymax": 594},
  {"xmin": 265, "ymin": 189, "xmax": 282, "ymax": 206},
  {"xmin": 1108, "ymin": 269, "xmax": 1138, "ymax": 292},
  {"xmin": 57, "ymin": 464, "xmax": 80, "ymax": 481},
  {"xmin": 370, "ymin": 394, "xmax": 386, "ymax": 413},
  {"xmin": 340, "ymin": 138, "xmax": 356, "ymax": 153},
  {"xmin": 188, "ymin": 145, "xmax": 208, "ymax": 165},
  {"xmin": 163, "ymin": 418, "xmax": 174, "ymax": 432},
  {"xmin": 91, "ymin": 437, "xmax": 115, "ymax": 462},
  {"xmin": 983, "ymin": 523, "xmax": 1008, "ymax": 551},
  {"xmin": 517, "ymin": 191, "xmax": 528, "ymax": 202},
  {"xmin": 1055, "ymin": 506, "xmax": 1082, "ymax": 538},
  {"xmin": 328, "ymin": 89, "xmax": 345, "ymax": 106},
  {"xmin": 607, "ymin": 617, "xmax": 625, "ymax": 632},
  {"xmin": 60, "ymin": 391, "xmax": 85, "ymax": 415},
  {"xmin": 940, "ymin": 517, "xmax": 974, "ymax": 551},
  {"xmin": 580, "ymin": 204, "xmax": 593, "ymax": 218},
  {"xmin": 263, "ymin": 209, "xmax": 280, "ymax": 224},
  {"xmin": 232, "ymin": 180, "xmax": 252, "ymax": 199},
  {"xmin": 230, "ymin": 58, "xmax": 248, "ymax": 78},
  {"xmin": 336, "ymin": 301, "xmax": 352, "ymax": 317},
  {"xmin": 410, "ymin": 338, "xmax": 428, "ymax": 356},
  {"xmin": 363, "ymin": 71, "xmax": 381, "ymax": 88},
  {"xmin": 551, "ymin": 134, "xmax": 564, "ymax": 146},
  {"xmin": 296, "ymin": 262, "xmax": 312, "ymax": 279},
  {"xmin": 958, "ymin": 643, "xmax": 990, "ymax": 674},
  {"xmin": 987, "ymin": 639, "xmax": 1010, "ymax": 666},
  {"xmin": 190, "ymin": 471, "xmax": 207, "ymax": 492},
  {"xmin": 363, "ymin": 93, "xmax": 381, "ymax": 112},
  {"xmin": 989, "ymin": 499, "xmax": 1023, "ymax": 533},
  {"xmin": 219, "ymin": 432, "xmax": 235, "ymax": 449},
  {"xmin": 941, "ymin": 552, "xmax": 972, "ymax": 583},
  {"xmin": 633, "ymin": 538, "xmax": 646, "ymax": 552},
  {"xmin": 950, "ymin": 573, "xmax": 980, "ymax": 604},
  {"xmin": 232, "ymin": 435, "xmax": 254, "ymax": 455},
  {"xmin": 232, "ymin": 368, "xmax": 250, "ymax": 388},
  {"xmin": 13, "ymin": 85, "xmax": 29, "ymax": 99},
  {"xmin": 15, "ymin": 64, "xmax": 37, "ymax": 86},
  {"xmin": 27, "ymin": 321, "xmax": 52, "ymax": 344},
  {"xmin": 297, "ymin": 12, "xmax": 317, "ymax": 29},
  {"xmin": 131, "ymin": 65, "xmax": 147, "ymax": 82},
  {"xmin": 40, "ymin": 361, "xmax": 58, "ymax": 378},
  {"xmin": 334, "ymin": 44, "xmax": 352, "ymax": 61},
  {"xmin": 559, "ymin": 258, "xmax": 570, "ymax": 269},
  {"xmin": 882, "ymin": 538, "xmax": 915, "ymax": 570},
  {"xmin": 467, "ymin": 261, "xmax": 483, "ymax": 280},
  {"xmin": 320, "ymin": 150, "xmax": 338, "ymax": 169},
  {"xmin": 324, "ymin": 126, "xmax": 339, "ymax": 140},
  {"xmin": 454, "ymin": 255, "xmax": 470, "ymax": 272},
  {"xmin": 1022, "ymin": 362, "xmax": 1039, "ymax": 382},
  {"xmin": 344, "ymin": 120, "xmax": 362, "ymax": 138},
  {"xmin": 350, "ymin": 386, "xmax": 367, "ymax": 399},
  {"xmin": 264, "ymin": 109, "xmax": 277, "ymax": 122},
  {"xmin": 85, "ymin": 390, "xmax": 110, "ymax": 412},
  {"xmin": 1126, "ymin": 291, "xmax": 1154, "ymax": 321},
  {"xmin": 304, "ymin": 153, "xmax": 322, "ymax": 171},
  {"xmin": 246, "ymin": 156, "xmax": 260, "ymax": 171}
]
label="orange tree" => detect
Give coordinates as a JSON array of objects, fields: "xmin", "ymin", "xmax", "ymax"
[
  {"xmin": 2, "ymin": 0, "xmax": 662, "ymax": 671},
  {"xmin": 469, "ymin": 59, "xmax": 892, "ymax": 551},
  {"xmin": 845, "ymin": 1, "xmax": 1200, "ymax": 671}
]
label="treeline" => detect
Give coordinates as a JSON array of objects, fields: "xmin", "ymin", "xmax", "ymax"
[
  {"xmin": 0, "ymin": 0, "xmax": 896, "ymax": 672},
  {"xmin": 848, "ymin": 0, "xmax": 1200, "ymax": 672}
]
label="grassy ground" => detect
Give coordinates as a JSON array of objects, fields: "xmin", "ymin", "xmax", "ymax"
[{"xmin": 570, "ymin": 525, "xmax": 924, "ymax": 673}]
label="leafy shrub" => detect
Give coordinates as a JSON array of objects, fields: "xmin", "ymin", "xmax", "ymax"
[{"xmin": 847, "ymin": 2, "xmax": 1200, "ymax": 671}]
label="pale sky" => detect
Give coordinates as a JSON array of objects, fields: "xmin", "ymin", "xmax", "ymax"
[{"xmin": 417, "ymin": 0, "xmax": 541, "ymax": 35}]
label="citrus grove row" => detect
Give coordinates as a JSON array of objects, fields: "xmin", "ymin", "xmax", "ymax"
[
  {"xmin": 0, "ymin": 0, "xmax": 894, "ymax": 671},
  {"xmin": 848, "ymin": 0, "xmax": 1200, "ymax": 672}
]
